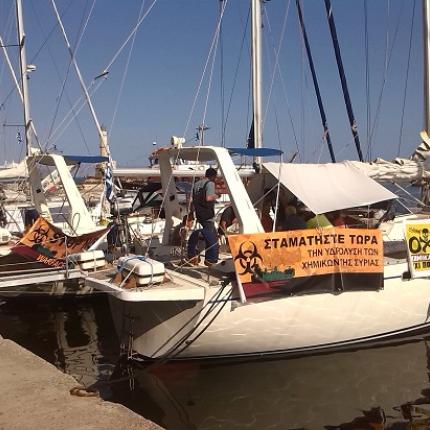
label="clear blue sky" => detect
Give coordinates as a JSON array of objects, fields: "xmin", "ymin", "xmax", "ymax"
[{"xmin": 0, "ymin": 0, "xmax": 423, "ymax": 166}]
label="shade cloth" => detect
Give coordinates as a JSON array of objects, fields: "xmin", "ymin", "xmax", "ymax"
[{"xmin": 263, "ymin": 161, "xmax": 397, "ymax": 214}]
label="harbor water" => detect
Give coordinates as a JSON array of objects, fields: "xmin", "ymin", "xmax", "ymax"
[{"xmin": 1, "ymin": 294, "xmax": 430, "ymax": 429}]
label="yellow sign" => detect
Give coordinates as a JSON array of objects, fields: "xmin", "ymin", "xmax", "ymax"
[
  {"xmin": 405, "ymin": 220, "xmax": 430, "ymax": 278},
  {"xmin": 228, "ymin": 228, "xmax": 383, "ymax": 284}
]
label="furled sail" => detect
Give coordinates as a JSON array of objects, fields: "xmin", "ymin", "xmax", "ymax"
[{"xmin": 411, "ymin": 131, "xmax": 430, "ymax": 161}]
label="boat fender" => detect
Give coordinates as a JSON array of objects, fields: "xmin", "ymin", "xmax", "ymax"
[
  {"xmin": 118, "ymin": 255, "xmax": 154, "ymax": 282},
  {"xmin": 69, "ymin": 386, "xmax": 99, "ymax": 398},
  {"xmin": 117, "ymin": 255, "xmax": 148, "ymax": 273}
]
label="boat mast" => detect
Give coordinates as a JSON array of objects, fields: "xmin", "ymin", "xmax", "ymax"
[
  {"xmin": 424, "ymin": 0, "xmax": 430, "ymax": 134},
  {"xmin": 296, "ymin": 0, "xmax": 336, "ymax": 163},
  {"xmin": 324, "ymin": 0, "xmax": 364, "ymax": 162},
  {"xmin": 15, "ymin": 0, "xmax": 32, "ymax": 157},
  {"xmin": 251, "ymin": 0, "xmax": 263, "ymax": 163},
  {"xmin": 413, "ymin": 0, "xmax": 430, "ymax": 162}
]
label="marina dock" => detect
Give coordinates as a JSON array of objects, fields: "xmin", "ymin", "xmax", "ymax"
[{"xmin": 0, "ymin": 335, "xmax": 163, "ymax": 430}]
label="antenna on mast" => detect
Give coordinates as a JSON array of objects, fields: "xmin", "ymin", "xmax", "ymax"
[{"xmin": 196, "ymin": 124, "xmax": 210, "ymax": 146}]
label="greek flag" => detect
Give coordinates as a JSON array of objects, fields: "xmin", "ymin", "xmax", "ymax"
[{"xmin": 104, "ymin": 162, "xmax": 115, "ymax": 203}]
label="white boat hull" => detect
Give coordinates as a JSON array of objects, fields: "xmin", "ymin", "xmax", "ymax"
[{"xmin": 107, "ymin": 260, "xmax": 430, "ymax": 359}]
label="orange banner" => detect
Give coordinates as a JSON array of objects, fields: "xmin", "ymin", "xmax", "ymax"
[
  {"xmin": 228, "ymin": 228, "xmax": 383, "ymax": 284},
  {"xmin": 12, "ymin": 217, "xmax": 108, "ymax": 268}
]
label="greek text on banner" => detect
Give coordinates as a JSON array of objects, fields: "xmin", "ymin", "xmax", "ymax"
[{"xmin": 228, "ymin": 227, "xmax": 383, "ymax": 284}]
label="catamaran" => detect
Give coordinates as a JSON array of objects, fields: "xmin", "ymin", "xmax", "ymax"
[
  {"xmin": 82, "ymin": 0, "xmax": 430, "ymax": 361},
  {"xmin": 88, "ymin": 143, "xmax": 430, "ymax": 360}
]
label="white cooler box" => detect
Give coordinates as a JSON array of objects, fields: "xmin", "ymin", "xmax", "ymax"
[
  {"xmin": 117, "ymin": 255, "xmax": 165, "ymax": 286},
  {"xmin": 69, "ymin": 250, "xmax": 106, "ymax": 270}
]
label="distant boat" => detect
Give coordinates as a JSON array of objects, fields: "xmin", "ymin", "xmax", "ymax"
[{"xmin": 0, "ymin": 0, "xmax": 111, "ymax": 292}]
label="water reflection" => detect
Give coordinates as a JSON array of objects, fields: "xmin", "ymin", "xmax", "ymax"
[
  {"xmin": 0, "ymin": 296, "xmax": 119, "ymax": 388},
  {"xmin": 2, "ymin": 296, "xmax": 430, "ymax": 429},
  {"xmin": 108, "ymin": 341, "xmax": 430, "ymax": 430}
]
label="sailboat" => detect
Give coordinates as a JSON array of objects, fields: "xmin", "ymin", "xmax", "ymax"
[
  {"xmin": 82, "ymin": 0, "xmax": 430, "ymax": 361},
  {"xmin": 0, "ymin": 0, "xmax": 111, "ymax": 290}
]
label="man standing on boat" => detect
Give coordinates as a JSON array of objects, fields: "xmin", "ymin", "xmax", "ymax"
[{"xmin": 187, "ymin": 167, "xmax": 219, "ymax": 266}]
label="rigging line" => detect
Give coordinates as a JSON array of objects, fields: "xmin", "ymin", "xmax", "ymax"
[
  {"xmin": 273, "ymin": 105, "xmax": 283, "ymax": 151},
  {"xmin": 49, "ymin": 0, "xmax": 156, "ymax": 150},
  {"xmin": 246, "ymin": 38, "xmax": 252, "ymax": 145},
  {"xmin": 219, "ymin": 1, "xmax": 225, "ymax": 147},
  {"xmin": 271, "ymin": 157, "xmax": 283, "ymax": 232},
  {"xmin": 147, "ymin": 5, "xmax": 229, "ymax": 250},
  {"xmin": 262, "ymin": 15, "xmax": 284, "ymax": 149},
  {"xmin": 183, "ymin": 0, "xmax": 228, "ymax": 140},
  {"xmin": 201, "ymin": 2, "xmax": 226, "ymax": 139},
  {"xmin": 300, "ymin": 6, "xmax": 306, "ymax": 162},
  {"xmin": 42, "ymin": 0, "xmax": 96, "ymax": 153},
  {"xmin": 161, "ymin": 290, "xmax": 233, "ymax": 363},
  {"xmin": 103, "ymin": 0, "xmax": 157, "ymax": 72},
  {"xmin": 0, "ymin": 4, "xmax": 14, "ymax": 87},
  {"xmin": 296, "ymin": 0, "xmax": 336, "ymax": 162},
  {"xmin": 46, "ymin": 79, "xmax": 105, "ymax": 149},
  {"xmin": 0, "ymin": 5, "xmax": 42, "ymax": 151},
  {"xmin": 262, "ymin": 0, "xmax": 291, "ymax": 129},
  {"xmin": 147, "ymin": 283, "xmax": 229, "ymax": 360},
  {"xmin": 74, "ymin": 0, "xmax": 96, "ymax": 54},
  {"xmin": 397, "ymin": 0, "xmax": 416, "ymax": 157},
  {"xmin": 45, "ymin": 80, "xmax": 95, "ymax": 147},
  {"xmin": 242, "ymin": 2, "xmax": 252, "ymax": 146},
  {"xmin": 367, "ymin": 0, "xmax": 390, "ymax": 161},
  {"xmin": 202, "ymin": 7, "xmax": 224, "ymax": 138},
  {"xmin": 52, "ymin": 0, "xmax": 96, "ymax": 149},
  {"xmin": 368, "ymin": 0, "xmax": 406, "ymax": 150},
  {"xmin": 333, "ymin": 135, "xmax": 356, "ymax": 158},
  {"xmin": 262, "ymin": 10, "xmax": 300, "ymax": 159},
  {"xmin": 0, "ymin": 6, "xmax": 14, "ymax": 80},
  {"xmin": 109, "ymin": 0, "xmax": 146, "ymax": 136},
  {"xmin": 364, "ymin": 0, "xmax": 371, "ymax": 160},
  {"xmin": 146, "ymin": 283, "xmax": 233, "ymax": 365},
  {"xmin": 316, "ymin": 132, "xmax": 326, "ymax": 163},
  {"xmin": 46, "ymin": 76, "xmax": 107, "ymax": 148},
  {"xmin": 51, "ymin": 0, "xmax": 106, "ymax": 147},
  {"xmin": 385, "ymin": 1, "xmax": 390, "ymax": 80},
  {"xmin": 324, "ymin": 0, "xmax": 364, "ymax": 162},
  {"xmin": 222, "ymin": 6, "xmax": 250, "ymax": 149},
  {"xmin": 28, "ymin": 0, "xmax": 74, "ymax": 65},
  {"xmin": 0, "ymin": 0, "xmax": 75, "ymax": 112},
  {"xmin": 38, "ymin": 26, "xmax": 74, "ymax": 147}
]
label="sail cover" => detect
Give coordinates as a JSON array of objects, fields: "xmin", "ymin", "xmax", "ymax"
[{"xmin": 263, "ymin": 161, "xmax": 397, "ymax": 214}]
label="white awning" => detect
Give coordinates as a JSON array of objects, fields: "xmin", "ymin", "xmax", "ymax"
[{"xmin": 263, "ymin": 161, "xmax": 397, "ymax": 215}]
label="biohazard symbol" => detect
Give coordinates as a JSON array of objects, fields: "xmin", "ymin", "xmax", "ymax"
[
  {"xmin": 30, "ymin": 225, "xmax": 49, "ymax": 244},
  {"xmin": 234, "ymin": 241, "xmax": 262, "ymax": 276}
]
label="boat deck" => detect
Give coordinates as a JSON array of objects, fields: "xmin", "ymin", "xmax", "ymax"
[
  {"xmin": 0, "ymin": 267, "xmax": 84, "ymax": 289},
  {"xmin": 85, "ymin": 265, "xmax": 213, "ymax": 302}
]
